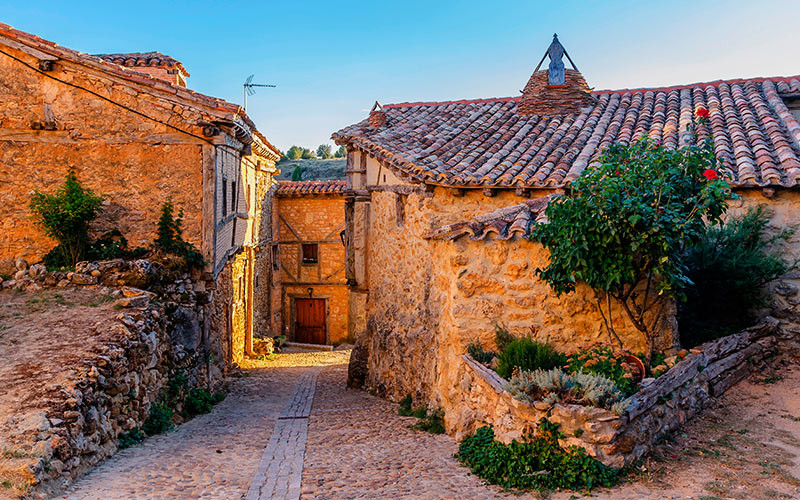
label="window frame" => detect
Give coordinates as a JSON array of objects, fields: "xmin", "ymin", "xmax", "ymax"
[{"xmin": 301, "ymin": 243, "xmax": 319, "ymax": 265}]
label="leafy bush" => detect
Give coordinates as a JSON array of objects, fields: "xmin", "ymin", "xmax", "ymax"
[
  {"xmin": 456, "ymin": 420, "xmax": 618, "ymax": 492},
  {"xmin": 30, "ymin": 171, "xmax": 104, "ymax": 267},
  {"xmin": 494, "ymin": 324, "xmax": 516, "ymax": 351},
  {"xmin": 398, "ymin": 394, "xmax": 413, "ymax": 417},
  {"xmin": 291, "ymin": 165, "xmax": 305, "ymax": 181},
  {"xmin": 410, "ymin": 408, "xmax": 445, "ymax": 434},
  {"xmin": 183, "ymin": 387, "xmax": 224, "ymax": 417},
  {"xmin": 154, "ymin": 202, "xmax": 204, "ymax": 269},
  {"xmin": 142, "ymin": 402, "xmax": 174, "ymax": 436},
  {"xmin": 118, "ymin": 428, "xmax": 146, "ymax": 449},
  {"xmin": 466, "ymin": 341, "xmax": 496, "ymax": 365},
  {"xmin": 679, "ymin": 206, "xmax": 793, "ymax": 347},
  {"xmin": 530, "ymin": 137, "xmax": 730, "ymax": 359},
  {"xmin": 564, "ymin": 344, "xmax": 639, "ymax": 397},
  {"xmin": 495, "ymin": 338, "xmax": 566, "ymax": 380},
  {"xmin": 86, "ymin": 229, "xmax": 147, "ymax": 261},
  {"xmin": 504, "ymin": 368, "xmax": 628, "ymax": 413}
]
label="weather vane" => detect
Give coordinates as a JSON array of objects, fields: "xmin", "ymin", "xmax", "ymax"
[{"xmin": 243, "ymin": 74, "xmax": 276, "ymax": 112}]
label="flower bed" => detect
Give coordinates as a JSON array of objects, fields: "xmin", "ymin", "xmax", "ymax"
[{"xmin": 447, "ymin": 318, "xmax": 780, "ymax": 468}]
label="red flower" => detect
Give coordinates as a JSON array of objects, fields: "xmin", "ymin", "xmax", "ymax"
[
  {"xmin": 703, "ymin": 169, "xmax": 718, "ymax": 180},
  {"xmin": 696, "ymin": 107, "xmax": 709, "ymax": 119}
]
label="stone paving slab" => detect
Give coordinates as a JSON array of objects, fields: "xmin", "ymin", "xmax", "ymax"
[{"xmin": 246, "ymin": 368, "xmax": 321, "ymax": 500}]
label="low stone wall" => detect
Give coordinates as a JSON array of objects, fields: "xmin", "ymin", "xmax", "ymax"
[
  {"xmin": 446, "ymin": 318, "xmax": 781, "ymax": 468},
  {"xmin": 0, "ymin": 259, "xmax": 226, "ymax": 499}
]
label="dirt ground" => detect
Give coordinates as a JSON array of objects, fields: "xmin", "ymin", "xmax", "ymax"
[{"xmin": 0, "ymin": 287, "xmax": 118, "ymax": 497}]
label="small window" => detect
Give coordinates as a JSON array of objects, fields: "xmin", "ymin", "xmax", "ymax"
[
  {"xmin": 301, "ymin": 243, "xmax": 319, "ymax": 264},
  {"xmin": 272, "ymin": 244, "xmax": 279, "ymax": 270},
  {"xmin": 222, "ymin": 178, "xmax": 227, "ymax": 217},
  {"xmin": 231, "ymin": 180, "xmax": 237, "ymax": 212}
]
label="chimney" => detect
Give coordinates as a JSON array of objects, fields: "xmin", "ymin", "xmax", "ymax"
[
  {"xmin": 368, "ymin": 101, "xmax": 387, "ymax": 128},
  {"xmin": 518, "ymin": 34, "xmax": 595, "ymax": 116}
]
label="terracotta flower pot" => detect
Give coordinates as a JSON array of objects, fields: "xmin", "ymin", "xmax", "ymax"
[{"xmin": 622, "ymin": 354, "xmax": 646, "ymax": 383}]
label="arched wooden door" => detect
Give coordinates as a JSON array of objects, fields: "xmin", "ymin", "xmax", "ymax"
[{"xmin": 295, "ymin": 298, "xmax": 326, "ymax": 344}]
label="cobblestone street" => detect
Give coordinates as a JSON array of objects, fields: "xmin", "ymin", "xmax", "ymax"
[{"xmin": 59, "ymin": 351, "xmax": 800, "ymax": 500}]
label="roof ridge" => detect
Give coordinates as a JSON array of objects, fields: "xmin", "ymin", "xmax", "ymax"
[{"xmin": 380, "ymin": 75, "xmax": 800, "ymax": 109}]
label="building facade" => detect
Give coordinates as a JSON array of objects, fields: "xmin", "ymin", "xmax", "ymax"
[
  {"xmin": 0, "ymin": 23, "xmax": 280, "ymax": 366},
  {"xmin": 270, "ymin": 180, "xmax": 350, "ymax": 345},
  {"xmin": 334, "ymin": 37, "xmax": 800, "ymax": 428}
]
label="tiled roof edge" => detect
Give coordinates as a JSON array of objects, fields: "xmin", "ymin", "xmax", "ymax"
[{"xmin": 277, "ymin": 180, "xmax": 347, "ymax": 196}]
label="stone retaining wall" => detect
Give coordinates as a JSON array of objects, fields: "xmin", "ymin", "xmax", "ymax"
[
  {"xmin": 0, "ymin": 259, "xmax": 226, "ymax": 499},
  {"xmin": 446, "ymin": 318, "xmax": 781, "ymax": 468}
]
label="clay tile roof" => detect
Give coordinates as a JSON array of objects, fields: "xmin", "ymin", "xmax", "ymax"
[
  {"xmin": 333, "ymin": 76, "xmax": 800, "ymax": 189},
  {"xmin": 277, "ymin": 180, "xmax": 347, "ymax": 196},
  {"xmin": 427, "ymin": 195, "xmax": 555, "ymax": 241},
  {"xmin": 94, "ymin": 51, "xmax": 190, "ymax": 76}
]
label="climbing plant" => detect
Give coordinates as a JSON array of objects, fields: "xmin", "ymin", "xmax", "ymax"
[{"xmin": 530, "ymin": 135, "xmax": 730, "ymax": 359}]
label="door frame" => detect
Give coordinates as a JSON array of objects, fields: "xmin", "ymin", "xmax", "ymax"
[{"xmin": 289, "ymin": 294, "xmax": 330, "ymax": 345}]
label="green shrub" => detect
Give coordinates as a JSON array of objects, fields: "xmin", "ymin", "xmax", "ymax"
[
  {"xmin": 183, "ymin": 388, "xmax": 224, "ymax": 417},
  {"xmin": 398, "ymin": 394, "xmax": 413, "ymax": 417},
  {"xmin": 494, "ymin": 324, "xmax": 516, "ymax": 351},
  {"xmin": 86, "ymin": 229, "xmax": 147, "ymax": 261},
  {"xmin": 504, "ymin": 368, "xmax": 628, "ymax": 413},
  {"xmin": 466, "ymin": 341, "xmax": 496, "ymax": 365},
  {"xmin": 496, "ymin": 338, "xmax": 566, "ymax": 380},
  {"xmin": 411, "ymin": 408, "xmax": 445, "ymax": 434},
  {"xmin": 30, "ymin": 171, "xmax": 104, "ymax": 268},
  {"xmin": 118, "ymin": 428, "xmax": 146, "ymax": 449},
  {"xmin": 291, "ymin": 165, "xmax": 305, "ymax": 181},
  {"xmin": 456, "ymin": 420, "xmax": 618, "ymax": 492},
  {"xmin": 531, "ymin": 137, "xmax": 730, "ymax": 359},
  {"xmin": 154, "ymin": 202, "xmax": 204, "ymax": 269},
  {"xmin": 679, "ymin": 206, "xmax": 793, "ymax": 347},
  {"xmin": 142, "ymin": 402, "xmax": 174, "ymax": 436}
]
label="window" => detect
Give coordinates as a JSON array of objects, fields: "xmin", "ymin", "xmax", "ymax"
[
  {"xmin": 272, "ymin": 244, "xmax": 279, "ymax": 270},
  {"xmin": 301, "ymin": 243, "xmax": 319, "ymax": 264},
  {"xmin": 222, "ymin": 178, "xmax": 227, "ymax": 217},
  {"xmin": 231, "ymin": 180, "xmax": 237, "ymax": 213}
]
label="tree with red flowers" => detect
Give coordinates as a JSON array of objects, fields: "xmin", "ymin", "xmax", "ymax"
[{"xmin": 531, "ymin": 137, "xmax": 731, "ymax": 360}]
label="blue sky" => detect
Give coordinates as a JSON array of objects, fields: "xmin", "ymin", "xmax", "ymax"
[{"xmin": 2, "ymin": 1, "xmax": 799, "ymax": 152}]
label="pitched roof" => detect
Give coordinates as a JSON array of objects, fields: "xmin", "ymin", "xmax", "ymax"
[
  {"xmin": 427, "ymin": 196, "xmax": 553, "ymax": 241},
  {"xmin": 94, "ymin": 51, "xmax": 189, "ymax": 76},
  {"xmin": 333, "ymin": 76, "xmax": 800, "ymax": 189},
  {"xmin": 0, "ymin": 23, "xmax": 280, "ymax": 158},
  {"xmin": 277, "ymin": 180, "xmax": 347, "ymax": 196}
]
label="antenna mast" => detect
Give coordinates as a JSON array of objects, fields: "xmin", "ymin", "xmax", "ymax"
[{"xmin": 243, "ymin": 74, "xmax": 276, "ymax": 112}]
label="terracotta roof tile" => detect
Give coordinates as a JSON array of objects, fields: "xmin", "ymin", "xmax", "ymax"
[
  {"xmin": 94, "ymin": 51, "xmax": 189, "ymax": 76},
  {"xmin": 334, "ymin": 76, "xmax": 800, "ymax": 189},
  {"xmin": 277, "ymin": 180, "xmax": 346, "ymax": 196},
  {"xmin": 426, "ymin": 196, "xmax": 554, "ymax": 241}
]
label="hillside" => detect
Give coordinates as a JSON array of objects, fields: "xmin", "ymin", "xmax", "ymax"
[{"xmin": 276, "ymin": 159, "xmax": 346, "ymax": 181}]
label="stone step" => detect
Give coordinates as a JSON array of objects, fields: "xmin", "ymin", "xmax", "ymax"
[{"xmin": 282, "ymin": 342, "xmax": 333, "ymax": 352}]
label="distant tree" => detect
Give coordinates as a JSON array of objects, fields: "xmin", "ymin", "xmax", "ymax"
[
  {"xmin": 317, "ymin": 144, "xmax": 333, "ymax": 159},
  {"xmin": 278, "ymin": 154, "xmax": 290, "ymax": 163},
  {"xmin": 334, "ymin": 145, "xmax": 346, "ymax": 158},
  {"xmin": 286, "ymin": 146, "xmax": 303, "ymax": 160},
  {"xmin": 291, "ymin": 165, "xmax": 305, "ymax": 181},
  {"xmin": 300, "ymin": 148, "xmax": 315, "ymax": 159}
]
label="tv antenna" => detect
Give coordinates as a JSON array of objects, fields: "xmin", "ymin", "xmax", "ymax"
[{"xmin": 243, "ymin": 74, "xmax": 276, "ymax": 112}]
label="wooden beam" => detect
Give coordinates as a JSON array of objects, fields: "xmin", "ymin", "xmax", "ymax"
[{"xmin": 278, "ymin": 214, "xmax": 302, "ymax": 241}]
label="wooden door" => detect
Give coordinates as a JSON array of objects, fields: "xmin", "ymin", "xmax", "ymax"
[{"xmin": 295, "ymin": 298, "xmax": 326, "ymax": 344}]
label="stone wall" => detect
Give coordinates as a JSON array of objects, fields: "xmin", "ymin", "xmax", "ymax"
[
  {"xmin": 0, "ymin": 259, "xmax": 225, "ymax": 498},
  {"xmin": 447, "ymin": 318, "xmax": 781, "ymax": 468},
  {"xmin": 0, "ymin": 40, "xmax": 212, "ymax": 263}
]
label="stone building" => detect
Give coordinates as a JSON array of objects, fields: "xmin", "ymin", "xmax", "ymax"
[
  {"xmin": 0, "ymin": 24, "xmax": 280, "ymax": 366},
  {"xmin": 333, "ymin": 36, "xmax": 800, "ymax": 418},
  {"xmin": 270, "ymin": 180, "xmax": 350, "ymax": 345}
]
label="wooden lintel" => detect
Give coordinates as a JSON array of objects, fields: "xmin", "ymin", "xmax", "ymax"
[
  {"xmin": 482, "ymin": 188, "xmax": 497, "ymax": 197},
  {"xmin": 367, "ymin": 184, "xmax": 425, "ymax": 195},
  {"xmin": 0, "ymin": 37, "xmax": 58, "ymax": 63},
  {"xmin": 278, "ymin": 239, "xmax": 342, "ymax": 245}
]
